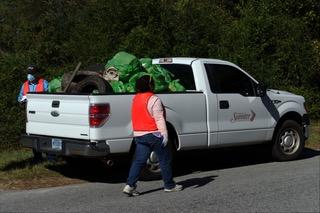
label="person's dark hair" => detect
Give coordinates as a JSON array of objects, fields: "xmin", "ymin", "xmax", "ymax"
[
  {"xmin": 135, "ymin": 75, "xmax": 154, "ymax": 92},
  {"xmin": 27, "ymin": 65, "xmax": 39, "ymax": 75}
]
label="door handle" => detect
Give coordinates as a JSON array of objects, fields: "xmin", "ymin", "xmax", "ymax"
[
  {"xmin": 52, "ymin": 100, "xmax": 60, "ymax": 108},
  {"xmin": 219, "ymin": 100, "xmax": 229, "ymax": 109}
]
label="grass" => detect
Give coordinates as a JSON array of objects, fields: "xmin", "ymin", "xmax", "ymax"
[
  {"xmin": 0, "ymin": 149, "xmax": 84, "ymax": 190},
  {"xmin": 0, "ymin": 120, "xmax": 319, "ymax": 190},
  {"xmin": 305, "ymin": 120, "xmax": 320, "ymax": 150}
]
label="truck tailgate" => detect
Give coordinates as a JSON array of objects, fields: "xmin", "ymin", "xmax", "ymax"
[{"xmin": 26, "ymin": 93, "xmax": 90, "ymax": 140}]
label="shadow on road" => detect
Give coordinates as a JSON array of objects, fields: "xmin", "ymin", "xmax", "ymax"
[
  {"xmin": 173, "ymin": 146, "xmax": 320, "ymax": 176},
  {"xmin": 299, "ymin": 147, "xmax": 320, "ymax": 159},
  {"xmin": 138, "ymin": 175, "xmax": 218, "ymax": 195},
  {"xmin": 46, "ymin": 158, "xmax": 130, "ymax": 183},
  {"xmin": 3, "ymin": 146, "xmax": 319, "ymax": 185},
  {"xmin": 177, "ymin": 175, "xmax": 218, "ymax": 188},
  {"xmin": 46, "ymin": 145, "xmax": 319, "ymax": 184}
]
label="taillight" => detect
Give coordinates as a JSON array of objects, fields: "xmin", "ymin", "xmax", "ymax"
[{"xmin": 89, "ymin": 103, "xmax": 110, "ymax": 128}]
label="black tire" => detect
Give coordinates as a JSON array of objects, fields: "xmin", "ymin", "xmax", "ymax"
[
  {"xmin": 65, "ymin": 82, "xmax": 78, "ymax": 93},
  {"xmin": 272, "ymin": 120, "xmax": 304, "ymax": 161},
  {"xmin": 61, "ymin": 70, "xmax": 104, "ymax": 93},
  {"xmin": 32, "ymin": 149, "xmax": 44, "ymax": 162},
  {"xmin": 73, "ymin": 75, "xmax": 113, "ymax": 94}
]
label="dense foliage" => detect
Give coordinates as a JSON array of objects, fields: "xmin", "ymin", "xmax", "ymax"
[{"xmin": 0, "ymin": 0, "xmax": 319, "ymax": 148}]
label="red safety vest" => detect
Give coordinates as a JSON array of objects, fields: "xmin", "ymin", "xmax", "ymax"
[
  {"xmin": 22, "ymin": 79, "xmax": 45, "ymax": 96},
  {"xmin": 132, "ymin": 92, "xmax": 158, "ymax": 131}
]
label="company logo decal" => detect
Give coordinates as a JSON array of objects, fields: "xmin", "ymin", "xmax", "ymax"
[{"xmin": 231, "ymin": 110, "xmax": 256, "ymax": 122}]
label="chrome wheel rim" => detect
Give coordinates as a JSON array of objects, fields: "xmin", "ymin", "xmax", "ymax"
[
  {"xmin": 279, "ymin": 128, "xmax": 300, "ymax": 155},
  {"xmin": 146, "ymin": 151, "xmax": 160, "ymax": 172}
]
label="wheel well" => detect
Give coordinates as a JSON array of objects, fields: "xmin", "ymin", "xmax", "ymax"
[
  {"xmin": 273, "ymin": 111, "xmax": 302, "ymax": 140},
  {"xmin": 167, "ymin": 122, "xmax": 179, "ymax": 150},
  {"xmin": 128, "ymin": 122, "xmax": 179, "ymax": 155},
  {"xmin": 129, "ymin": 139, "xmax": 136, "ymax": 159}
]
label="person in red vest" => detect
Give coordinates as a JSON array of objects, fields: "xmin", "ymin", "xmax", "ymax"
[
  {"xmin": 17, "ymin": 65, "xmax": 48, "ymax": 161},
  {"xmin": 123, "ymin": 75, "xmax": 183, "ymax": 196},
  {"xmin": 17, "ymin": 65, "xmax": 48, "ymax": 103}
]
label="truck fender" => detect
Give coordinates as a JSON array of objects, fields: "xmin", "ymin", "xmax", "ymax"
[
  {"xmin": 272, "ymin": 102, "xmax": 304, "ymax": 142},
  {"xmin": 277, "ymin": 101, "xmax": 305, "ymax": 119}
]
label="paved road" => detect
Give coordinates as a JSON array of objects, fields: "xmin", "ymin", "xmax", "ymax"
[{"xmin": 1, "ymin": 147, "xmax": 319, "ymax": 213}]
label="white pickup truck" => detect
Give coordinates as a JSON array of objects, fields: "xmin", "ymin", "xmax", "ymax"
[{"xmin": 21, "ymin": 58, "xmax": 309, "ymax": 175}]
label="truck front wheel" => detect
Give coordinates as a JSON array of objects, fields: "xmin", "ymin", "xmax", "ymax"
[{"xmin": 272, "ymin": 120, "xmax": 304, "ymax": 161}]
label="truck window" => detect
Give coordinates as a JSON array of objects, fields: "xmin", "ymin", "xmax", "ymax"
[
  {"xmin": 160, "ymin": 64, "xmax": 196, "ymax": 90},
  {"xmin": 205, "ymin": 64, "xmax": 255, "ymax": 96}
]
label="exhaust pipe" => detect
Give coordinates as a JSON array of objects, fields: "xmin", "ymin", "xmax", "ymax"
[
  {"xmin": 102, "ymin": 158, "xmax": 114, "ymax": 167},
  {"xmin": 106, "ymin": 159, "xmax": 114, "ymax": 167}
]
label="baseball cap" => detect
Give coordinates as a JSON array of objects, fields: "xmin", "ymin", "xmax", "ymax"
[{"xmin": 27, "ymin": 65, "xmax": 39, "ymax": 75}]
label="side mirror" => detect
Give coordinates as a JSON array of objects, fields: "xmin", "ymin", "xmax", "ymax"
[{"xmin": 256, "ymin": 84, "xmax": 267, "ymax": 97}]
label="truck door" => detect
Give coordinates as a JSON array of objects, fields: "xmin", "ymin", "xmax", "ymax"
[{"xmin": 204, "ymin": 63, "xmax": 272, "ymax": 145}]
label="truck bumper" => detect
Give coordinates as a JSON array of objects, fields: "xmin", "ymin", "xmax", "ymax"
[
  {"xmin": 20, "ymin": 134, "xmax": 109, "ymax": 157},
  {"xmin": 302, "ymin": 114, "xmax": 310, "ymax": 139}
]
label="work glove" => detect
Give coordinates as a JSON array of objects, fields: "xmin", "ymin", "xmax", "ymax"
[
  {"xmin": 152, "ymin": 132, "xmax": 168, "ymax": 147},
  {"xmin": 161, "ymin": 134, "xmax": 168, "ymax": 147},
  {"xmin": 21, "ymin": 96, "xmax": 27, "ymax": 103}
]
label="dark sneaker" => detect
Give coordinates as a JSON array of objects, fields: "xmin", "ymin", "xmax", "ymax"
[
  {"xmin": 123, "ymin": 185, "xmax": 140, "ymax": 196},
  {"xmin": 164, "ymin": 184, "xmax": 183, "ymax": 192}
]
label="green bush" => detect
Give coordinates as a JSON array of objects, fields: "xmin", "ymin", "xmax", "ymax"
[
  {"xmin": 286, "ymin": 87, "xmax": 320, "ymax": 119},
  {"xmin": 0, "ymin": 54, "xmax": 31, "ymax": 149},
  {"xmin": 0, "ymin": 0, "xmax": 319, "ymax": 149}
]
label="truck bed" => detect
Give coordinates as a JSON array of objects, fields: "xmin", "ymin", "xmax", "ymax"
[{"xmin": 25, "ymin": 91, "xmax": 207, "ymax": 155}]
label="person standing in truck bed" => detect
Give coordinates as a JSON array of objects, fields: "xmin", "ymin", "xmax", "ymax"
[
  {"xmin": 17, "ymin": 65, "xmax": 49, "ymax": 103},
  {"xmin": 17, "ymin": 65, "xmax": 49, "ymax": 161},
  {"xmin": 123, "ymin": 75, "xmax": 183, "ymax": 196}
]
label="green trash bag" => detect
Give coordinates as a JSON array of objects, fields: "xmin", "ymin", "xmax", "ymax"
[
  {"xmin": 126, "ymin": 72, "xmax": 150, "ymax": 93},
  {"xmin": 147, "ymin": 64, "xmax": 173, "ymax": 82},
  {"xmin": 145, "ymin": 65, "xmax": 174, "ymax": 92},
  {"xmin": 140, "ymin": 58, "xmax": 171, "ymax": 91},
  {"xmin": 140, "ymin": 58, "xmax": 153, "ymax": 69},
  {"xmin": 125, "ymin": 81, "xmax": 136, "ymax": 93},
  {"xmin": 152, "ymin": 75, "xmax": 168, "ymax": 92},
  {"xmin": 169, "ymin": 79, "xmax": 185, "ymax": 92},
  {"xmin": 109, "ymin": 81, "xmax": 126, "ymax": 93},
  {"xmin": 105, "ymin": 51, "xmax": 143, "ymax": 81},
  {"xmin": 48, "ymin": 77, "xmax": 62, "ymax": 93}
]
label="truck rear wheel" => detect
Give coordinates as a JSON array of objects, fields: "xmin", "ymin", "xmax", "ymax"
[
  {"xmin": 138, "ymin": 135, "xmax": 176, "ymax": 181},
  {"xmin": 140, "ymin": 151, "xmax": 162, "ymax": 180},
  {"xmin": 32, "ymin": 149, "xmax": 44, "ymax": 162},
  {"xmin": 272, "ymin": 120, "xmax": 304, "ymax": 161}
]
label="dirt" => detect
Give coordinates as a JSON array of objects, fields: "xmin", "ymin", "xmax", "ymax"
[{"xmin": 0, "ymin": 177, "xmax": 85, "ymax": 190}]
